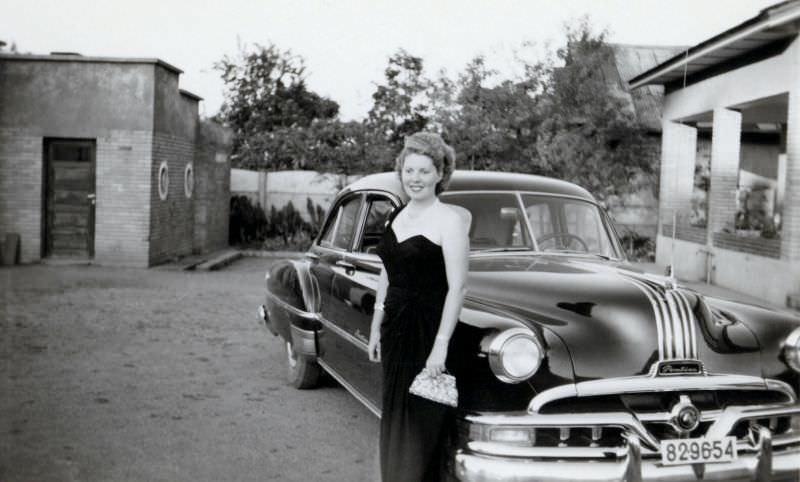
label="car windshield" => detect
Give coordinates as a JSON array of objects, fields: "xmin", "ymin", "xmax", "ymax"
[{"xmin": 440, "ymin": 192, "xmax": 620, "ymax": 258}]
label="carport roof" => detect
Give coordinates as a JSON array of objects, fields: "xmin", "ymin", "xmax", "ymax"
[{"xmin": 629, "ymin": 0, "xmax": 800, "ymax": 89}]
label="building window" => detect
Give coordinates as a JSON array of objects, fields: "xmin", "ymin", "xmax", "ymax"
[
  {"xmin": 158, "ymin": 161, "xmax": 169, "ymax": 200},
  {"xmin": 184, "ymin": 163, "xmax": 194, "ymax": 198}
]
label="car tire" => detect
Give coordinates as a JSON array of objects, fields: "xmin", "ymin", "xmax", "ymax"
[{"xmin": 285, "ymin": 340, "xmax": 321, "ymax": 389}]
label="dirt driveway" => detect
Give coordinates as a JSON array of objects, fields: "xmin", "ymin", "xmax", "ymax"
[{"xmin": 0, "ymin": 258, "xmax": 379, "ymax": 482}]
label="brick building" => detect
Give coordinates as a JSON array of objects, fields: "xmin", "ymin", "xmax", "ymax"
[
  {"xmin": 629, "ymin": 0, "xmax": 800, "ymax": 307},
  {"xmin": 0, "ymin": 53, "xmax": 232, "ymax": 267}
]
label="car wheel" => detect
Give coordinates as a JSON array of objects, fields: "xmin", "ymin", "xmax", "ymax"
[{"xmin": 285, "ymin": 340, "xmax": 321, "ymax": 389}]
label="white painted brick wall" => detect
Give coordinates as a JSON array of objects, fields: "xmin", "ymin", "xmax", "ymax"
[
  {"xmin": 708, "ymin": 108, "xmax": 742, "ymax": 235},
  {"xmin": 783, "ymin": 84, "xmax": 800, "ymax": 262},
  {"xmin": 659, "ymin": 122, "xmax": 697, "ymax": 234},
  {"xmin": 94, "ymin": 130, "xmax": 153, "ymax": 267}
]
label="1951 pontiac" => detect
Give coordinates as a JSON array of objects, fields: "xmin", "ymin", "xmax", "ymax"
[{"xmin": 257, "ymin": 170, "xmax": 800, "ymax": 481}]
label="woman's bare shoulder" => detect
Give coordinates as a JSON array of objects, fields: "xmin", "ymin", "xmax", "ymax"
[{"xmin": 439, "ymin": 202, "xmax": 472, "ymax": 228}]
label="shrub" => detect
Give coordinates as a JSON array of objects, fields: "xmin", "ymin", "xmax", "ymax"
[
  {"xmin": 619, "ymin": 230, "xmax": 655, "ymax": 262},
  {"xmin": 229, "ymin": 196, "xmax": 326, "ymax": 251},
  {"xmin": 229, "ymin": 195, "xmax": 267, "ymax": 245}
]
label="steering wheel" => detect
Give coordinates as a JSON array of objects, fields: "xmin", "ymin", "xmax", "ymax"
[{"xmin": 536, "ymin": 233, "xmax": 589, "ymax": 252}]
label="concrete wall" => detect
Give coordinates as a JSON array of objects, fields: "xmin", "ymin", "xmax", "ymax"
[
  {"xmin": 194, "ymin": 120, "xmax": 232, "ymax": 254},
  {"xmin": 230, "ymin": 169, "xmax": 361, "ymax": 223},
  {"xmin": 0, "ymin": 58, "xmax": 155, "ymax": 133},
  {"xmin": 656, "ymin": 234, "xmax": 796, "ymax": 305}
]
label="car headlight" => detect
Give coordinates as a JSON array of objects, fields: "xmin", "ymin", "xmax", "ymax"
[
  {"xmin": 484, "ymin": 328, "xmax": 544, "ymax": 383},
  {"xmin": 783, "ymin": 327, "xmax": 800, "ymax": 373}
]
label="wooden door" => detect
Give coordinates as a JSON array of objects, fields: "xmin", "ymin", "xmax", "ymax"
[{"xmin": 45, "ymin": 139, "xmax": 96, "ymax": 258}]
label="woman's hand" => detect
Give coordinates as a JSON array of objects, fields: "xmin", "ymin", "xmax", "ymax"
[
  {"xmin": 425, "ymin": 339, "xmax": 448, "ymax": 375},
  {"xmin": 368, "ymin": 333, "xmax": 381, "ymax": 363}
]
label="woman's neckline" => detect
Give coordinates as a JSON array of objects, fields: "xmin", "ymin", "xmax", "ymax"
[
  {"xmin": 389, "ymin": 202, "xmax": 442, "ymax": 246},
  {"xmin": 402, "ymin": 198, "xmax": 439, "ymax": 220}
]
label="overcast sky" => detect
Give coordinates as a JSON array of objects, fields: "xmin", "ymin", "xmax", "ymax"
[{"xmin": 2, "ymin": 0, "xmax": 780, "ymax": 120}]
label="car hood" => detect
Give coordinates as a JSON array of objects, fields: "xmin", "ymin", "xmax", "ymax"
[{"xmin": 466, "ymin": 254, "xmax": 762, "ymax": 382}]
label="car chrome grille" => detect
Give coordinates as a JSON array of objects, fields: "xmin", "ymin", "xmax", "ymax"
[{"xmin": 461, "ymin": 383, "xmax": 800, "ymax": 460}]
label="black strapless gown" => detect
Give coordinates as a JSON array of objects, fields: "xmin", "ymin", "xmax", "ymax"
[{"xmin": 375, "ymin": 210, "xmax": 453, "ymax": 482}]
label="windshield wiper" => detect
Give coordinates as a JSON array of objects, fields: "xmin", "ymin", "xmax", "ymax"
[
  {"xmin": 542, "ymin": 249, "xmax": 613, "ymax": 260},
  {"xmin": 474, "ymin": 247, "xmax": 533, "ymax": 253}
]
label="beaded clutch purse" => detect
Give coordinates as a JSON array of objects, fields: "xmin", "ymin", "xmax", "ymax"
[{"xmin": 409, "ymin": 368, "xmax": 458, "ymax": 407}]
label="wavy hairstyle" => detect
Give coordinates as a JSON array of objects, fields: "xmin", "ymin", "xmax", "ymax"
[{"xmin": 394, "ymin": 132, "xmax": 456, "ymax": 195}]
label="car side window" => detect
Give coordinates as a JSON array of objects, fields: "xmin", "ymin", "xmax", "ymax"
[
  {"xmin": 319, "ymin": 195, "xmax": 362, "ymax": 250},
  {"xmin": 357, "ymin": 196, "xmax": 395, "ymax": 254}
]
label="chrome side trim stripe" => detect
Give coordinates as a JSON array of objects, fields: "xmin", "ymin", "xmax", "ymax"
[
  {"xmin": 624, "ymin": 277, "xmax": 668, "ymax": 359},
  {"xmin": 675, "ymin": 290, "xmax": 699, "ymax": 358},
  {"xmin": 619, "ymin": 272, "xmax": 700, "ymax": 361},
  {"xmin": 265, "ymin": 289, "xmax": 321, "ymax": 320},
  {"xmin": 316, "ymin": 315, "xmax": 369, "ymax": 353},
  {"xmin": 265, "ymin": 290, "xmax": 369, "ymax": 354},
  {"xmin": 316, "ymin": 358, "xmax": 381, "ymax": 418},
  {"xmin": 670, "ymin": 289, "xmax": 690, "ymax": 359},
  {"xmin": 664, "ymin": 289, "xmax": 684, "ymax": 358}
]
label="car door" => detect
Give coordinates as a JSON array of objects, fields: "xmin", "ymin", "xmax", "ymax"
[
  {"xmin": 309, "ymin": 193, "xmax": 364, "ymax": 382},
  {"xmin": 330, "ymin": 194, "xmax": 396, "ymax": 409}
]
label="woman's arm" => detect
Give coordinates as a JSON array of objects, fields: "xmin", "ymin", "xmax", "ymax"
[
  {"xmin": 425, "ymin": 208, "xmax": 471, "ymax": 375},
  {"xmin": 368, "ymin": 267, "xmax": 389, "ymax": 362}
]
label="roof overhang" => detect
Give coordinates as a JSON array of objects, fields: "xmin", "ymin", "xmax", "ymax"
[{"xmin": 629, "ymin": 0, "xmax": 800, "ymax": 89}]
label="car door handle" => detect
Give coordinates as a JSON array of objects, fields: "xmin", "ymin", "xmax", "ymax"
[
  {"xmin": 305, "ymin": 252, "xmax": 320, "ymax": 261},
  {"xmin": 335, "ymin": 260, "xmax": 356, "ymax": 275}
]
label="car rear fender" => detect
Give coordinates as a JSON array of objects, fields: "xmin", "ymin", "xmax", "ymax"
[{"xmin": 264, "ymin": 259, "xmax": 322, "ymax": 357}]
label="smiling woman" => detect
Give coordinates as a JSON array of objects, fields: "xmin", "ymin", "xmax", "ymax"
[{"xmin": 368, "ymin": 132, "xmax": 470, "ymax": 482}]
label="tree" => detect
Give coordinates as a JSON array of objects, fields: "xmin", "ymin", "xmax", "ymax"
[
  {"xmin": 303, "ymin": 119, "xmax": 394, "ymax": 176},
  {"xmin": 433, "ymin": 56, "xmax": 543, "ymax": 172},
  {"xmin": 367, "ymin": 50, "xmax": 431, "ymax": 149},
  {"xmin": 215, "ymin": 43, "xmax": 339, "ymax": 169},
  {"xmin": 534, "ymin": 20, "xmax": 653, "ymax": 202}
]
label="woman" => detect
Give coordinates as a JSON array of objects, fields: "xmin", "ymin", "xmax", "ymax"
[{"xmin": 367, "ymin": 132, "xmax": 470, "ymax": 482}]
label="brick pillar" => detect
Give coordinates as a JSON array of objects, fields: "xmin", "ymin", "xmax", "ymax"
[
  {"xmin": 783, "ymin": 89, "xmax": 800, "ymax": 261},
  {"xmin": 659, "ymin": 122, "xmax": 697, "ymax": 234},
  {"xmin": 708, "ymin": 108, "xmax": 742, "ymax": 235}
]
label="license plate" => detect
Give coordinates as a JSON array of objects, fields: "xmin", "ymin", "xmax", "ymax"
[{"xmin": 660, "ymin": 436, "xmax": 737, "ymax": 466}]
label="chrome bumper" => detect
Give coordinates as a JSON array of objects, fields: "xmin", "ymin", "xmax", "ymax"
[
  {"xmin": 454, "ymin": 404, "xmax": 800, "ymax": 481},
  {"xmin": 454, "ymin": 443, "xmax": 800, "ymax": 482}
]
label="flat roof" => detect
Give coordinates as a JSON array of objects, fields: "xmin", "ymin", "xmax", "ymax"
[
  {"xmin": 179, "ymin": 89, "xmax": 203, "ymax": 101},
  {"xmin": 629, "ymin": 0, "xmax": 800, "ymax": 89},
  {"xmin": 0, "ymin": 53, "xmax": 183, "ymax": 75}
]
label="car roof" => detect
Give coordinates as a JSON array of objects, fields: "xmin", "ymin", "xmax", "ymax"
[{"xmin": 342, "ymin": 170, "xmax": 596, "ymax": 202}]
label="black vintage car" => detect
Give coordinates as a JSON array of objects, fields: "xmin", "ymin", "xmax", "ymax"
[{"xmin": 258, "ymin": 170, "xmax": 800, "ymax": 481}]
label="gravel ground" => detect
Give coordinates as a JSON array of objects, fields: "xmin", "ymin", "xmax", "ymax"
[{"xmin": 0, "ymin": 258, "xmax": 379, "ymax": 482}]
